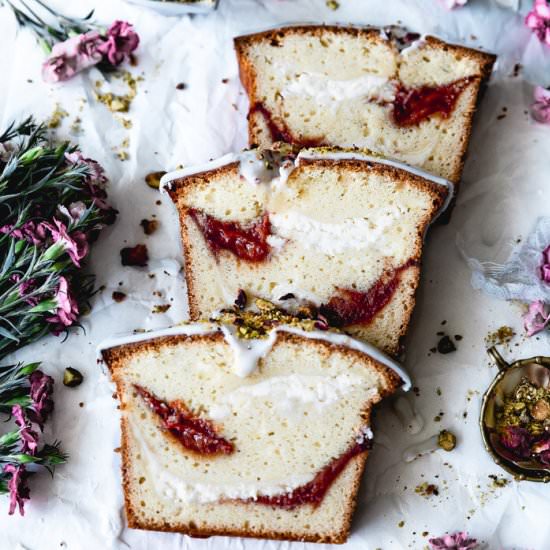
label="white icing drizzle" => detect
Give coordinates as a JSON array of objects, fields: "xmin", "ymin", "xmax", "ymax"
[
  {"xmin": 99, "ymin": 322, "xmax": 410, "ymax": 389},
  {"xmin": 283, "ymin": 72, "xmax": 395, "ymax": 104},
  {"xmin": 403, "ymin": 434, "xmax": 440, "ymax": 463},
  {"xmin": 159, "ymin": 153, "xmax": 239, "ymax": 191},
  {"xmin": 393, "ymin": 395, "xmax": 425, "ymax": 435},
  {"xmin": 400, "ymin": 34, "xmax": 428, "ymax": 56},
  {"xmin": 159, "ymin": 148, "xmax": 454, "ymax": 222},
  {"xmin": 97, "ymin": 322, "xmax": 221, "ymax": 353}
]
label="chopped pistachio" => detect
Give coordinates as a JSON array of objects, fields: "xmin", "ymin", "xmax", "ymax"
[
  {"xmin": 437, "ymin": 430, "xmax": 457, "ymax": 452},
  {"xmin": 326, "ymin": 0, "xmax": 339, "ymax": 9},
  {"xmin": 63, "ymin": 367, "xmax": 83, "ymax": 388},
  {"xmin": 48, "ymin": 103, "xmax": 69, "ymax": 129},
  {"xmin": 145, "ymin": 171, "xmax": 166, "ymax": 189}
]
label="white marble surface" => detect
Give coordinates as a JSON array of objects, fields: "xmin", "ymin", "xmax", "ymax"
[{"xmin": 1, "ymin": 0, "xmax": 550, "ymax": 548}]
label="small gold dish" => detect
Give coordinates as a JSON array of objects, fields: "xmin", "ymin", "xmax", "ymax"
[{"xmin": 480, "ymin": 346, "xmax": 550, "ymax": 482}]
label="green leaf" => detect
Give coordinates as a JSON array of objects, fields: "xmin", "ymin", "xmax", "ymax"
[
  {"xmin": 19, "ymin": 146, "xmax": 44, "ymax": 164},
  {"xmin": 28, "ymin": 299, "xmax": 56, "ymax": 313}
]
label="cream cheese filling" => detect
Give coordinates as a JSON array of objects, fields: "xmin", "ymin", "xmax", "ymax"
[
  {"xmin": 209, "ymin": 373, "xmax": 377, "ymax": 420},
  {"xmin": 268, "ymin": 208, "xmax": 404, "ymax": 256},
  {"xmin": 283, "ymin": 72, "xmax": 396, "ymax": 103}
]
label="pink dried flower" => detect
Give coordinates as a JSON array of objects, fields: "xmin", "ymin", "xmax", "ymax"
[
  {"xmin": 45, "ymin": 219, "xmax": 89, "ymax": 267},
  {"xmin": 3, "ymin": 464, "xmax": 30, "ymax": 516},
  {"xmin": 97, "ymin": 21, "xmax": 139, "ymax": 66},
  {"xmin": 65, "ymin": 152, "xmax": 107, "ymax": 188},
  {"xmin": 532, "ymin": 86, "xmax": 550, "ymax": 123},
  {"xmin": 12, "ymin": 405, "xmax": 39, "ymax": 455},
  {"xmin": 429, "ymin": 532, "xmax": 478, "ymax": 550},
  {"xmin": 9, "ymin": 274, "xmax": 39, "ymax": 306},
  {"xmin": 439, "ymin": 0, "xmax": 468, "ymax": 9},
  {"xmin": 523, "ymin": 300, "xmax": 550, "ymax": 336},
  {"xmin": 27, "ymin": 371, "xmax": 54, "ymax": 430},
  {"xmin": 58, "ymin": 201, "xmax": 87, "ymax": 224},
  {"xmin": 0, "ymin": 221, "xmax": 48, "ymax": 246},
  {"xmin": 542, "ymin": 244, "xmax": 550, "ymax": 280},
  {"xmin": 47, "ymin": 276, "xmax": 79, "ymax": 334},
  {"xmin": 42, "ymin": 31, "xmax": 104, "ymax": 83},
  {"xmin": 499, "ymin": 425, "xmax": 532, "ymax": 457},
  {"xmin": 526, "ymin": 0, "xmax": 550, "ymax": 46}
]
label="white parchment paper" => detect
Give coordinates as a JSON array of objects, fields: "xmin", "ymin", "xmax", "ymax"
[{"xmin": 1, "ymin": 0, "xmax": 550, "ymax": 549}]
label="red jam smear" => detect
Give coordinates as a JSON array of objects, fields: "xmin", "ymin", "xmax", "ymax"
[
  {"xmin": 255, "ymin": 437, "xmax": 372, "ymax": 508},
  {"xmin": 320, "ymin": 260, "xmax": 418, "ymax": 327},
  {"xmin": 392, "ymin": 77, "xmax": 473, "ymax": 127},
  {"xmin": 189, "ymin": 209, "xmax": 272, "ymax": 262},
  {"xmin": 249, "ymin": 102, "xmax": 323, "ymax": 147},
  {"xmin": 134, "ymin": 384, "xmax": 234, "ymax": 456}
]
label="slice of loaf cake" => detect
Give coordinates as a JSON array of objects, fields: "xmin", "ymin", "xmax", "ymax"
[
  {"xmin": 234, "ymin": 25, "xmax": 496, "ymax": 185},
  {"xmin": 100, "ymin": 310, "xmax": 408, "ymax": 543},
  {"xmin": 161, "ymin": 148, "xmax": 449, "ymax": 356}
]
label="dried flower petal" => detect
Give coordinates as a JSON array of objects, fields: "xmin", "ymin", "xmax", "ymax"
[
  {"xmin": 42, "ymin": 32, "xmax": 104, "ymax": 83},
  {"xmin": 97, "ymin": 21, "xmax": 140, "ymax": 66},
  {"xmin": 28, "ymin": 371, "xmax": 54, "ymax": 428},
  {"xmin": 499, "ymin": 425, "xmax": 532, "ymax": 457},
  {"xmin": 47, "ymin": 276, "xmax": 79, "ymax": 334},
  {"xmin": 120, "ymin": 244, "xmax": 148, "ymax": 267},
  {"xmin": 3, "ymin": 464, "xmax": 30, "ymax": 516},
  {"xmin": 526, "ymin": 0, "xmax": 550, "ymax": 46},
  {"xmin": 429, "ymin": 532, "xmax": 478, "ymax": 549},
  {"xmin": 523, "ymin": 300, "xmax": 550, "ymax": 336},
  {"xmin": 12, "ymin": 405, "xmax": 39, "ymax": 454}
]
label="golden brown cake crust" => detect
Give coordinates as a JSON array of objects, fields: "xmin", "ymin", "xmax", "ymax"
[
  {"xmin": 164, "ymin": 155, "xmax": 447, "ymax": 357},
  {"xmin": 234, "ymin": 25, "xmax": 496, "ymax": 185},
  {"xmin": 103, "ymin": 330, "xmax": 402, "ymax": 544}
]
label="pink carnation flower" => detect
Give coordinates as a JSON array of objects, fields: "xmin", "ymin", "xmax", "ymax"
[
  {"xmin": 0, "ymin": 221, "xmax": 48, "ymax": 246},
  {"xmin": 3, "ymin": 464, "xmax": 30, "ymax": 516},
  {"xmin": 439, "ymin": 0, "xmax": 468, "ymax": 9},
  {"xmin": 47, "ymin": 276, "xmax": 79, "ymax": 334},
  {"xmin": 42, "ymin": 31, "xmax": 104, "ymax": 83},
  {"xmin": 97, "ymin": 21, "xmax": 139, "ymax": 66},
  {"xmin": 27, "ymin": 371, "xmax": 54, "ymax": 430},
  {"xmin": 524, "ymin": 300, "xmax": 550, "ymax": 336},
  {"xmin": 526, "ymin": 0, "xmax": 550, "ymax": 45},
  {"xmin": 429, "ymin": 532, "xmax": 478, "ymax": 550},
  {"xmin": 12, "ymin": 405, "xmax": 39, "ymax": 455},
  {"xmin": 532, "ymin": 86, "xmax": 550, "ymax": 123},
  {"xmin": 45, "ymin": 219, "xmax": 89, "ymax": 267}
]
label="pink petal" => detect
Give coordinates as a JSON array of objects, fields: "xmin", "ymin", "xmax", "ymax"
[{"xmin": 535, "ymin": 0, "xmax": 550, "ymax": 18}]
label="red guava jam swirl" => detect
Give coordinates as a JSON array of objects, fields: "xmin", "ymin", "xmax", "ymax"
[
  {"xmin": 249, "ymin": 102, "xmax": 324, "ymax": 147},
  {"xmin": 189, "ymin": 209, "xmax": 272, "ymax": 262},
  {"xmin": 255, "ymin": 436, "xmax": 372, "ymax": 508},
  {"xmin": 320, "ymin": 260, "xmax": 418, "ymax": 327},
  {"xmin": 392, "ymin": 77, "xmax": 473, "ymax": 127},
  {"xmin": 134, "ymin": 384, "xmax": 234, "ymax": 456}
]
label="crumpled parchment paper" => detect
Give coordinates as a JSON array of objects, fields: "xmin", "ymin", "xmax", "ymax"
[{"xmin": 1, "ymin": 0, "xmax": 550, "ymax": 549}]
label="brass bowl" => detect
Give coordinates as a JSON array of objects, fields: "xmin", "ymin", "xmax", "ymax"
[{"xmin": 480, "ymin": 346, "xmax": 550, "ymax": 482}]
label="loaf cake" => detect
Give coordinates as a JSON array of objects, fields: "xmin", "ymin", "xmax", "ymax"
[
  {"xmin": 234, "ymin": 25, "xmax": 496, "ymax": 185},
  {"xmin": 100, "ymin": 308, "xmax": 409, "ymax": 543},
  {"xmin": 161, "ymin": 148, "xmax": 449, "ymax": 356}
]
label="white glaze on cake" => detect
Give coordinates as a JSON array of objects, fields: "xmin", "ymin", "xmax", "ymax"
[{"xmin": 99, "ymin": 322, "xmax": 411, "ymax": 388}]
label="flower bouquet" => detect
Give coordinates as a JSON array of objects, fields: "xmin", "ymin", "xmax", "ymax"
[{"xmin": 0, "ymin": 116, "xmax": 116, "ymax": 514}]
